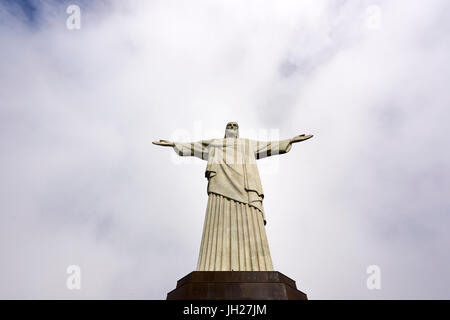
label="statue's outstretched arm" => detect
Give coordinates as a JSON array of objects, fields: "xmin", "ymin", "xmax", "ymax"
[
  {"xmin": 153, "ymin": 139, "xmax": 211, "ymax": 161},
  {"xmin": 290, "ymin": 134, "xmax": 313, "ymax": 144},
  {"xmin": 152, "ymin": 140, "xmax": 175, "ymax": 147},
  {"xmin": 254, "ymin": 134, "xmax": 313, "ymax": 159}
]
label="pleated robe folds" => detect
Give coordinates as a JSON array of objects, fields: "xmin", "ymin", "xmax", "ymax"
[{"xmin": 173, "ymin": 137, "xmax": 293, "ymax": 271}]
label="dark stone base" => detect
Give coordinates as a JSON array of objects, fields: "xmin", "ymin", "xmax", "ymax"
[{"xmin": 166, "ymin": 271, "xmax": 307, "ymax": 300}]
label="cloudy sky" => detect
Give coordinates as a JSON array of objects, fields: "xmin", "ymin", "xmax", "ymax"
[{"xmin": 1, "ymin": 0, "xmax": 449, "ymax": 299}]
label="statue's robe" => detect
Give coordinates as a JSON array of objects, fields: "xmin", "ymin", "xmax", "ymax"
[{"xmin": 173, "ymin": 138, "xmax": 293, "ymax": 271}]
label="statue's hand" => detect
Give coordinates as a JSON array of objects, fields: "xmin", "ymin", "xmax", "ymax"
[
  {"xmin": 291, "ymin": 134, "xmax": 313, "ymax": 144},
  {"xmin": 152, "ymin": 140, "xmax": 175, "ymax": 147}
]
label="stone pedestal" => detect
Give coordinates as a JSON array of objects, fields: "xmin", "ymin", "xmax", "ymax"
[{"xmin": 166, "ymin": 271, "xmax": 307, "ymax": 300}]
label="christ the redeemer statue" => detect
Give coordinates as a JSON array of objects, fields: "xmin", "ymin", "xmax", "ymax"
[{"xmin": 153, "ymin": 122, "xmax": 312, "ymax": 272}]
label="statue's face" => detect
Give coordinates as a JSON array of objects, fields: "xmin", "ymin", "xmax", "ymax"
[{"xmin": 225, "ymin": 122, "xmax": 239, "ymax": 138}]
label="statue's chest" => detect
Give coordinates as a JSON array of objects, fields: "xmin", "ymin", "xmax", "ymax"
[{"xmin": 210, "ymin": 143, "xmax": 249, "ymax": 163}]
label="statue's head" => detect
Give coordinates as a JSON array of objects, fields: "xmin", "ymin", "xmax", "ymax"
[{"xmin": 224, "ymin": 122, "xmax": 239, "ymax": 138}]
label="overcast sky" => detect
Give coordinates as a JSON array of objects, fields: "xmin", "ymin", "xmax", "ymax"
[{"xmin": 1, "ymin": 0, "xmax": 449, "ymax": 299}]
